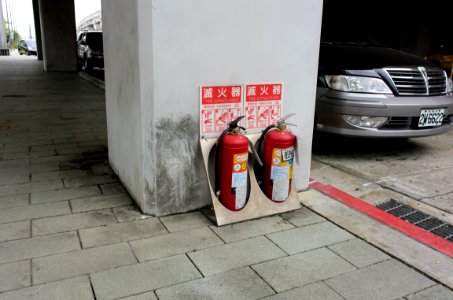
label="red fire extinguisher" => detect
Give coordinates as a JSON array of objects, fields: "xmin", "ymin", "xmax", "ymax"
[
  {"xmin": 257, "ymin": 114, "xmax": 297, "ymax": 202},
  {"xmin": 216, "ymin": 116, "xmax": 262, "ymax": 211}
]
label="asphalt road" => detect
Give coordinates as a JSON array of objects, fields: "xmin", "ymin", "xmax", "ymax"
[{"xmin": 312, "ymin": 129, "xmax": 453, "ymax": 215}]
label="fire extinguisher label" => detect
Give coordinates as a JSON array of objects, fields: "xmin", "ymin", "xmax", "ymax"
[
  {"xmin": 270, "ymin": 147, "xmax": 293, "ymax": 201},
  {"xmin": 232, "ymin": 152, "xmax": 248, "ymax": 209}
]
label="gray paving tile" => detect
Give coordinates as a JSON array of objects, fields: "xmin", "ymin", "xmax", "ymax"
[
  {"xmin": 263, "ymin": 282, "xmax": 343, "ymax": 300},
  {"xmin": 0, "ymin": 194, "xmax": 29, "ymax": 209},
  {"xmin": 0, "ymin": 179, "xmax": 63, "ymax": 197},
  {"xmin": 32, "ymin": 243, "xmax": 137, "ymax": 284},
  {"xmin": 131, "ymin": 227, "xmax": 223, "ymax": 262},
  {"xmin": 91, "ymin": 255, "xmax": 201, "ymax": 300},
  {"xmin": 0, "ymin": 232, "xmax": 80, "ymax": 264},
  {"xmin": 63, "ymin": 174, "xmax": 118, "ymax": 188},
  {"xmin": 0, "ymin": 276, "xmax": 94, "ymax": 300},
  {"xmin": 210, "ymin": 216, "xmax": 294, "ymax": 243},
  {"xmin": 0, "ymin": 174, "xmax": 29, "ymax": 186},
  {"xmin": 31, "ymin": 186, "xmax": 101, "ymax": 204},
  {"xmin": 30, "ymin": 162, "xmax": 60, "ymax": 173},
  {"xmin": 113, "ymin": 205, "xmax": 151, "ymax": 222},
  {"xmin": 32, "ymin": 209, "xmax": 117, "ymax": 236},
  {"xmin": 188, "ymin": 236, "xmax": 286, "ymax": 276},
  {"xmin": 156, "ymin": 267, "xmax": 275, "ymax": 300},
  {"xmin": 0, "ymin": 158, "xmax": 29, "ymax": 169},
  {"xmin": 0, "ymin": 221, "xmax": 30, "ymax": 242},
  {"xmin": 0, "ymin": 260, "xmax": 31, "ymax": 293},
  {"xmin": 80, "ymin": 218, "xmax": 167, "ymax": 248},
  {"xmin": 29, "ymin": 154, "xmax": 80, "ymax": 166},
  {"xmin": 2, "ymin": 150, "xmax": 56, "ymax": 160},
  {"xmin": 328, "ymin": 238, "xmax": 390, "ymax": 268},
  {"xmin": 31, "ymin": 143, "xmax": 78, "ymax": 153},
  {"xmin": 160, "ymin": 211, "xmax": 213, "ymax": 232},
  {"xmin": 252, "ymin": 248, "xmax": 356, "ymax": 292},
  {"xmin": 267, "ymin": 221, "xmax": 354, "ymax": 254},
  {"xmin": 0, "ymin": 166, "xmax": 30, "ymax": 177},
  {"xmin": 99, "ymin": 181, "xmax": 126, "ymax": 193},
  {"xmin": 0, "ymin": 201, "xmax": 70, "ymax": 224},
  {"xmin": 422, "ymin": 194, "xmax": 453, "ymax": 214},
  {"xmin": 120, "ymin": 291, "xmax": 157, "ymax": 300},
  {"xmin": 71, "ymin": 193, "xmax": 133, "ymax": 213},
  {"xmin": 31, "ymin": 169, "xmax": 88, "ymax": 182},
  {"xmin": 406, "ymin": 285, "xmax": 453, "ymax": 300},
  {"xmin": 280, "ymin": 207, "xmax": 326, "ymax": 227},
  {"xmin": 325, "ymin": 260, "xmax": 434, "ymax": 300}
]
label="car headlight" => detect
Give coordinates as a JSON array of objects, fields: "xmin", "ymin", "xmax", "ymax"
[
  {"xmin": 325, "ymin": 75, "xmax": 392, "ymax": 94},
  {"xmin": 342, "ymin": 115, "xmax": 389, "ymax": 128},
  {"xmin": 447, "ymin": 77, "xmax": 452, "ymax": 94}
]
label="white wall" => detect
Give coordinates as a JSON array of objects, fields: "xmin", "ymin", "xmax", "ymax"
[{"xmin": 103, "ymin": 0, "xmax": 323, "ymax": 215}]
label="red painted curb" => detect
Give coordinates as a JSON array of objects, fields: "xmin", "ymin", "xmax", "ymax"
[{"xmin": 309, "ymin": 180, "xmax": 453, "ymax": 258}]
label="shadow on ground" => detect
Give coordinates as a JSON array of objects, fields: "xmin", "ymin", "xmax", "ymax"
[{"xmin": 312, "ymin": 132, "xmax": 426, "ymax": 159}]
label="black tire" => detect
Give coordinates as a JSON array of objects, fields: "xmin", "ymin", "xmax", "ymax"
[{"xmin": 83, "ymin": 57, "xmax": 93, "ymax": 72}]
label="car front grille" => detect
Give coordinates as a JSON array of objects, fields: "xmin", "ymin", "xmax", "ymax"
[
  {"xmin": 384, "ymin": 67, "xmax": 448, "ymax": 96},
  {"xmin": 382, "ymin": 117, "xmax": 411, "ymax": 129}
]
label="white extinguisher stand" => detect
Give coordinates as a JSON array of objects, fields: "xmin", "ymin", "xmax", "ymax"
[{"xmin": 199, "ymin": 84, "xmax": 300, "ymax": 226}]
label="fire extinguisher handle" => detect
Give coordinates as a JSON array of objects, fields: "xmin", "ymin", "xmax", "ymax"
[
  {"xmin": 249, "ymin": 139, "xmax": 263, "ymax": 166},
  {"xmin": 277, "ymin": 113, "xmax": 296, "ymax": 126},
  {"xmin": 228, "ymin": 116, "xmax": 245, "ymax": 129}
]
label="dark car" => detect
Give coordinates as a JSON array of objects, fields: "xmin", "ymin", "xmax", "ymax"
[
  {"xmin": 18, "ymin": 39, "xmax": 37, "ymax": 56},
  {"xmin": 315, "ymin": 42, "xmax": 453, "ymax": 138},
  {"xmin": 76, "ymin": 31, "xmax": 104, "ymax": 71}
]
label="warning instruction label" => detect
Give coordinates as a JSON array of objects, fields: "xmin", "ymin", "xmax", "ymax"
[
  {"xmin": 270, "ymin": 147, "xmax": 293, "ymax": 201},
  {"xmin": 245, "ymin": 83, "xmax": 283, "ymax": 133},
  {"xmin": 200, "ymin": 85, "xmax": 243, "ymax": 138}
]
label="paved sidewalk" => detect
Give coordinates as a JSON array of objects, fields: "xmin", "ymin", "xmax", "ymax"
[{"xmin": 1, "ymin": 57, "xmax": 452, "ymax": 299}]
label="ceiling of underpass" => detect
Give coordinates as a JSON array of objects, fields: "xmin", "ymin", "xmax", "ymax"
[{"xmin": 322, "ymin": 0, "xmax": 451, "ymax": 57}]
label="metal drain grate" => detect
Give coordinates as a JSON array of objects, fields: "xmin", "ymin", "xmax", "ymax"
[{"xmin": 376, "ymin": 199, "xmax": 453, "ymax": 242}]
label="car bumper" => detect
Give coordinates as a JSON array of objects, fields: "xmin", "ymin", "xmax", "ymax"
[
  {"xmin": 90, "ymin": 56, "xmax": 104, "ymax": 68},
  {"xmin": 316, "ymin": 89, "xmax": 453, "ymax": 138}
]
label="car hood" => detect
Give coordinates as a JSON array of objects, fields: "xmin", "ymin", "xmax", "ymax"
[{"xmin": 319, "ymin": 43, "xmax": 436, "ymax": 74}]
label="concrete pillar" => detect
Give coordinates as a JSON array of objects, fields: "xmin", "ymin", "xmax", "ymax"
[
  {"xmin": 0, "ymin": 0, "xmax": 7, "ymax": 49},
  {"xmin": 102, "ymin": 0, "xmax": 323, "ymax": 216},
  {"xmin": 32, "ymin": 0, "xmax": 43, "ymax": 60},
  {"xmin": 38, "ymin": 0, "xmax": 77, "ymax": 71}
]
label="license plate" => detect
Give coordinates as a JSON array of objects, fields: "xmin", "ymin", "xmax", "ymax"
[{"xmin": 418, "ymin": 108, "xmax": 445, "ymax": 127}]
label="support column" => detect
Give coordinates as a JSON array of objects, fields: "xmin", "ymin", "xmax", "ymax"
[
  {"xmin": 102, "ymin": 0, "xmax": 323, "ymax": 216},
  {"xmin": 0, "ymin": 0, "xmax": 9, "ymax": 55},
  {"xmin": 32, "ymin": 0, "xmax": 43, "ymax": 60},
  {"xmin": 38, "ymin": 0, "xmax": 77, "ymax": 71}
]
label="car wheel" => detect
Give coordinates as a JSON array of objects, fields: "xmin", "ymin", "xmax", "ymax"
[{"xmin": 83, "ymin": 57, "xmax": 93, "ymax": 72}]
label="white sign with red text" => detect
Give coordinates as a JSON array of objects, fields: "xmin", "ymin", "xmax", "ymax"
[
  {"xmin": 244, "ymin": 83, "xmax": 283, "ymax": 132},
  {"xmin": 200, "ymin": 85, "xmax": 243, "ymax": 138}
]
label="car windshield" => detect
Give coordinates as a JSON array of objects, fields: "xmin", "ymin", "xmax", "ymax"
[
  {"xmin": 25, "ymin": 40, "xmax": 36, "ymax": 48},
  {"xmin": 86, "ymin": 33, "xmax": 103, "ymax": 50}
]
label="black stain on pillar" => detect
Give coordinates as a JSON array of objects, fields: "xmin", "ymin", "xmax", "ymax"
[{"xmin": 155, "ymin": 115, "xmax": 210, "ymax": 215}]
